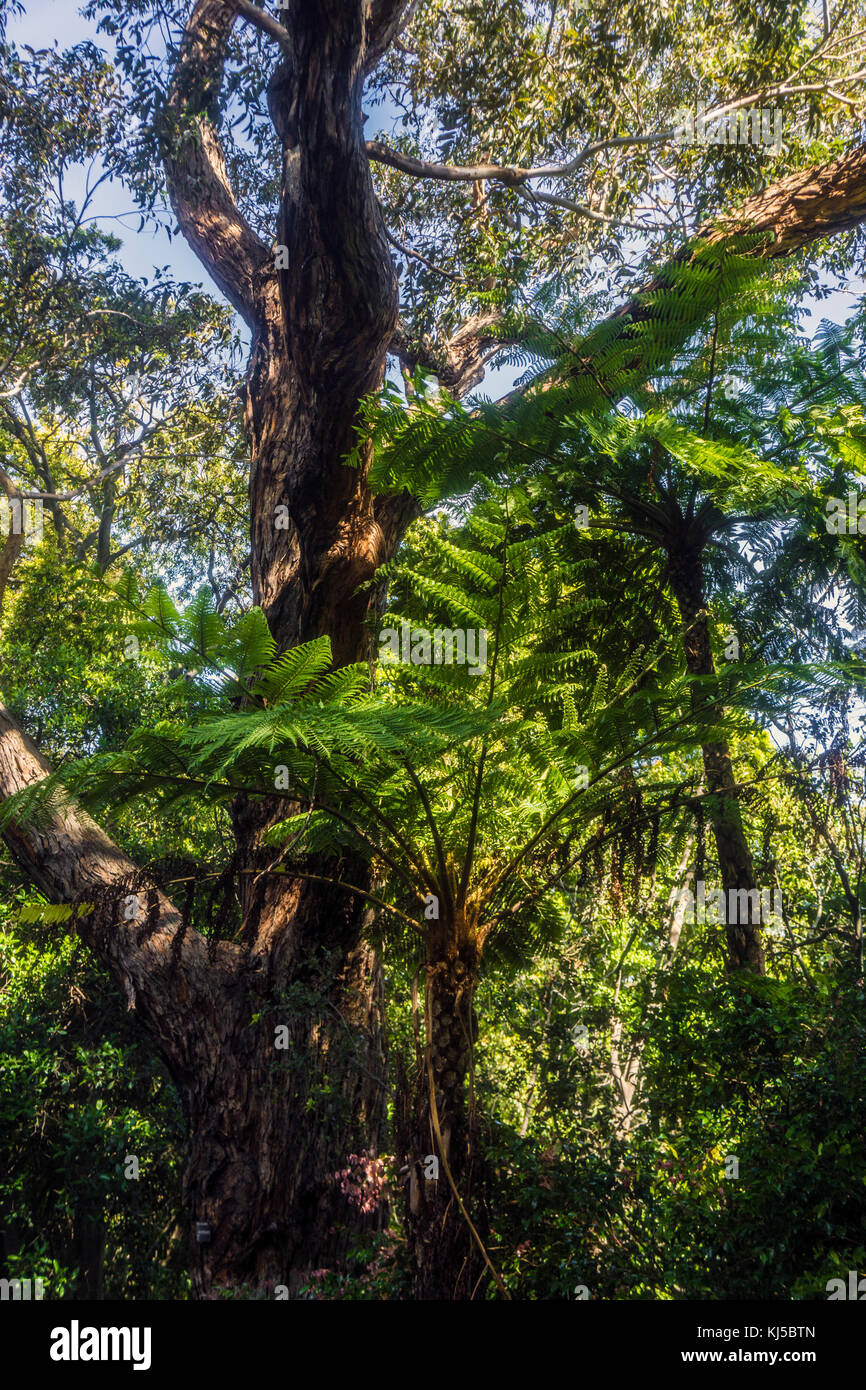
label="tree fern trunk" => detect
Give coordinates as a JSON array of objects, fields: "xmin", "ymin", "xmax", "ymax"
[
  {"xmin": 667, "ymin": 544, "xmax": 765, "ymax": 973},
  {"xmin": 398, "ymin": 925, "xmax": 490, "ymax": 1299}
]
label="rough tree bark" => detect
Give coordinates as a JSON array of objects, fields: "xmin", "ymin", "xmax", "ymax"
[
  {"xmin": 3, "ymin": 0, "xmax": 866, "ymax": 1294},
  {"xmin": 159, "ymin": 0, "xmax": 414, "ymax": 1284},
  {"xmin": 159, "ymin": 0, "xmax": 417, "ymax": 1293},
  {"xmin": 493, "ymin": 141, "xmax": 866, "ymax": 412},
  {"xmin": 2, "ymin": 0, "xmax": 417, "ymax": 1299}
]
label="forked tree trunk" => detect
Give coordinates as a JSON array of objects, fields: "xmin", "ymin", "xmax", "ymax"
[
  {"xmin": 666, "ymin": 541, "xmax": 765, "ymax": 972},
  {"xmin": 2, "ymin": 0, "xmax": 416, "ymax": 1300},
  {"xmin": 154, "ymin": 0, "xmax": 416, "ymax": 1294}
]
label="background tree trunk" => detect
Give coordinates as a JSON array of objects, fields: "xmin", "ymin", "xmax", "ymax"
[
  {"xmin": 666, "ymin": 542, "xmax": 765, "ymax": 972},
  {"xmin": 73, "ymin": 1200, "xmax": 106, "ymax": 1301},
  {"xmin": 609, "ymin": 837, "xmax": 695, "ymax": 1131}
]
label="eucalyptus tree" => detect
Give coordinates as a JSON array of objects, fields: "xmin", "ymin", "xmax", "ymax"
[{"xmin": 2, "ymin": 0, "xmax": 866, "ymax": 1296}]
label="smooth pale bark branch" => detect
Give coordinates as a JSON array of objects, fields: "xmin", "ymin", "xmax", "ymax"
[
  {"xmin": 493, "ymin": 139, "xmax": 866, "ymax": 410},
  {"xmin": 368, "ymin": 141, "xmax": 536, "ymax": 185},
  {"xmin": 517, "ymin": 184, "xmax": 649, "ymax": 230},
  {"xmin": 367, "ymin": 132, "xmax": 680, "ymax": 185},
  {"xmin": 163, "ymin": 0, "xmax": 273, "ymax": 329},
  {"xmin": 366, "ymin": 73, "xmax": 865, "ymax": 189},
  {"xmin": 0, "ymin": 706, "xmax": 225, "ymax": 1047},
  {"xmin": 0, "ymin": 466, "xmax": 24, "ymax": 614}
]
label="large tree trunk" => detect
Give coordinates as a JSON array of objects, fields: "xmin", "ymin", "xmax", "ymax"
[
  {"xmin": 154, "ymin": 0, "xmax": 416, "ymax": 1294},
  {"xmin": 180, "ymin": 878, "xmax": 387, "ymax": 1297},
  {"xmin": 2, "ymin": 0, "xmax": 415, "ymax": 1300},
  {"xmin": 666, "ymin": 541, "xmax": 765, "ymax": 973}
]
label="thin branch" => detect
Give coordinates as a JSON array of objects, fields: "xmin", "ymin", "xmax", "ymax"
[
  {"xmin": 517, "ymin": 185, "xmax": 650, "ymax": 232},
  {"xmin": 270, "ymin": 868, "xmax": 423, "ymax": 931},
  {"xmin": 385, "ymin": 226, "xmax": 461, "ymax": 281},
  {"xmin": 224, "ymin": 0, "xmax": 291, "ymax": 52},
  {"xmin": 163, "ymin": 0, "xmax": 272, "ymax": 328}
]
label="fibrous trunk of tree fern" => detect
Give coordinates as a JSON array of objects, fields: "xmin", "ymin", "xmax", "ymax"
[
  {"xmin": 398, "ymin": 922, "xmax": 488, "ymax": 1299},
  {"xmin": 667, "ymin": 541, "xmax": 765, "ymax": 973}
]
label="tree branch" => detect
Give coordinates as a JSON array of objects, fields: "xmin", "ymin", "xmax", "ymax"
[
  {"xmin": 162, "ymin": 0, "xmax": 273, "ymax": 329},
  {"xmin": 496, "ymin": 139, "xmax": 866, "ymax": 411},
  {"xmin": 0, "ymin": 707, "xmax": 226, "ymax": 1066},
  {"xmin": 368, "ymin": 74, "xmax": 866, "ymax": 192},
  {"xmin": 364, "ymin": 0, "xmax": 422, "ymax": 73},
  {"xmin": 224, "ymin": 0, "xmax": 291, "ymax": 52},
  {"xmin": 391, "ymin": 313, "xmax": 514, "ymax": 397},
  {"xmin": 367, "ymin": 141, "xmax": 533, "ymax": 185}
]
